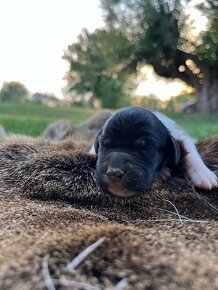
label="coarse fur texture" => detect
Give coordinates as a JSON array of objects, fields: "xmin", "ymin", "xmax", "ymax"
[{"xmin": 0, "ymin": 135, "xmax": 217, "ymax": 289}]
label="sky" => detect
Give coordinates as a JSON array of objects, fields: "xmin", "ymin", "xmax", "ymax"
[
  {"xmin": 0, "ymin": 0, "xmax": 104, "ymax": 98},
  {"xmin": 0, "ymin": 0, "xmax": 206, "ymax": 100}
]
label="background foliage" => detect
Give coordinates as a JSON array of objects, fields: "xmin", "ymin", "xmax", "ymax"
[
  {"xmin": 63, "ymin": 0, "xmax": 218, "ymax": 111},
  {"xmin": 0, "ymin": 81, "xmax": 29, "ymax": 102},
  {"xmin": 63, "ymin": 29, "xmax": 134, "ymax": 108}
]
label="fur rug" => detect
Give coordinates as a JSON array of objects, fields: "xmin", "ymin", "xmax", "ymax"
[{"xmin": 0, "ymin": 135, "xmax": 217, "ymax": 290}]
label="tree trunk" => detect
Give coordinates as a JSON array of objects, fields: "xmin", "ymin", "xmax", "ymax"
[{"xmin": 196, "ymin": 74, "xmax": 218, "ymax": 112}]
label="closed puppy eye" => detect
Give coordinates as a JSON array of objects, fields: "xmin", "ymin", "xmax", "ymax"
[{"xmin": 134, "ymin": 139, "xmax": 147, "ymax": 147}]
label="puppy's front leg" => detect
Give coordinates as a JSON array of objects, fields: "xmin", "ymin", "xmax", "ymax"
[{"xmin": 182, "ymin": 136, "xmax": 218, "ymax": 189}]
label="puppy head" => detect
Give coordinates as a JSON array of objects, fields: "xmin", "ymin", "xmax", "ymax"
[{"xmin": 94, "ymin": 107, "xmax": 180, "ymax": 198}]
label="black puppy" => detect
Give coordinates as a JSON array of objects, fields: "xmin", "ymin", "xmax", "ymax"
[{"xmin": 92, "ymin": 107, "xmax": 180, "ymax": 197}]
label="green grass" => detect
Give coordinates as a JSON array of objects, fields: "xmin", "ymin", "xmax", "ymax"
[
  {"xmin": 0, "ymin": 102, "xmax": 96, "ymax": 136},
  {"xmin": 164, "ymin": 111, "xmax": 218, "ymax": 140},
  {"xmin": 0, "ymin": 102, "xmax": 217, "ymax": 140}
]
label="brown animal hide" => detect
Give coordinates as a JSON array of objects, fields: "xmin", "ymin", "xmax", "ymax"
[
  {"xmin": 0, "ymin": 135, "xmax": 217, "ymax": 290},
  {"xmin": 42, "ymin": 110, "xmax": 112, "ymax": 142}
]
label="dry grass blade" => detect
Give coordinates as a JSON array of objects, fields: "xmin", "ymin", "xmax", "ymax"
[
  {"xmin": 42, "ymin": 255, "xmax": 56, "ymax": 290},
  {"xmin": 65, "ymin": 237, "xmax": 105, "ymax": 272},
  {"xmin": 158, "ymin": 208, "xmax": 208, "ymax": 222},
  {"xmin": 163, "ymin": 199, "xmax": 182, "ymax": 222},
  {"xmin": 112, "ymin": 278, "xmax": 128, "ymax": 290},
  {"xmin": 52, "ymin": 278, "xmax": 102, "ymax": 290},
  {"xmin": 206, "ymin": 201, "xmax": 218, "ymax": 211},
  {"xmin": 137, "ymin": 218, "xmax": 208, "ymax": 223}
]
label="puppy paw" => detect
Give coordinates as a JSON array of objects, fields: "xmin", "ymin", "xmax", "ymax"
[
  {"xmin": 159, "ymin": 167, "xmax": 171, "ymax": 181},
  {"xmin": 187, "ymin": 165, "xmax": 218, "ymax": 190}
]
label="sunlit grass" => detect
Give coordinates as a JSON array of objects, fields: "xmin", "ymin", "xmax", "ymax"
[
  {"xmin": 165, "ymin": 111, "xmax": 218, "ymax": 140},
  {"xmin": 0, "ymin": 102, "xmax": 96, "ymax": 136},
  {"xmin": 0, "ymin": 102, "xmax": 217, "ymax": 140}
]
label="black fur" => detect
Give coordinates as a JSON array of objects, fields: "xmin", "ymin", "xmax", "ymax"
[{"xmin": 94, "ymin": 107, "xmax": 180, "ymax": 197}]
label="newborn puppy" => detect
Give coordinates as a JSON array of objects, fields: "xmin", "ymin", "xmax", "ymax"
[
  {"xmin": 92, "ymin": 107, "xmax": 180, "ymax": 197},
  {"xmin": 91, "ymin": 107, "xmax": 217, "ymax": 197}
]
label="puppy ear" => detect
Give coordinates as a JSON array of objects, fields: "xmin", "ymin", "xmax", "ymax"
[
  {"xmin": 93, "ymin": 128, "xmax": 103, "ymax": 154},
  {"xmin": 167, "ymin": 136, "xmax": 181, "ymax": 168}
]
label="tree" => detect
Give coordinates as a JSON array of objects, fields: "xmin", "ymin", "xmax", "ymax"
[
  {"xmin": 100, "ymin": 0, "xmax": 218, "ymax": 112},
  {"xmin": 95, "ymin": 75, "xmax": 131, "ymax": 108},
  {"xmin": 63, "ymin": 29, "xmax": 133, "ymax": 108},
  {"xmin": 0, "ymin": 81, "xmax": 29, "ymax": 102}
]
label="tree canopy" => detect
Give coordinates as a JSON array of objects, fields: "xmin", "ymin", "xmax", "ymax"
[
  {"xmin": 0, "ymin": 81, "xmax": 29, "ymax": 102},
  {"xmin": 64, "ymin": 0, "xmax": 218, "ymax": 111},
  {"xmin": 63, "ymin": 29, "xmax": 133, "ymax": 108},
  {"xmin": 100, "ymin": 0, "xmax": 218, "ymax": 111}
]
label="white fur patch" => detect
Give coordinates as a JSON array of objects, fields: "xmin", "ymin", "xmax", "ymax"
[
  {"xmin": 89, "ymin": 144, "xmax": 96, "ymax": 155},
  {"xmin": 154, "ymin": 111, "xmax": 217, "ymax": 189}
]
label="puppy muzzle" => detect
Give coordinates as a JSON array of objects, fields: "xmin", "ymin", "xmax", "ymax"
[{"xmin": 96, "ymin": 152, "xmax": 154, "ymax": 197}]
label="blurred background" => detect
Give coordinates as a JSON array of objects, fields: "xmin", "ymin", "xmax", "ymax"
[{"xmin": 0, "ymin": 0, "xmax": 217, "ymax": 140}]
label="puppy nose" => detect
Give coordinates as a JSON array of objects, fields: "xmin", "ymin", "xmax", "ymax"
[{"xmin": 106, "ymin": 167, "xmax": 124, "ymax": 179}]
